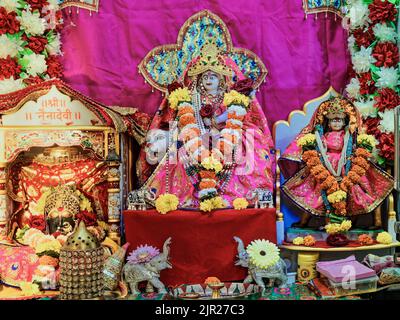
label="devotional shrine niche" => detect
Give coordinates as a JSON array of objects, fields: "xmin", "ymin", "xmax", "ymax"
[
  {"xmin": 0, "ymin": 80, "xmax": 149, "ymax": 245},
  {"xmin": 279, "ymin": 97, "xmax": 394, "ymax": 229},
  {"xmin": 135, "ymin": 10, "xmax": 275, "ymax": 212}
]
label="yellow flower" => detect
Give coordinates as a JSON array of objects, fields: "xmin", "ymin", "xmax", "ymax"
[
  {"xmin": 233, "ymin": 198, "xmax": 248, "ymax": 210},
  {"xmin": 211, "ymin": 196, "xmax": 226, "ymax": 209},
  {"xmin": 80, "ymin": 196, "xmax": 93, "ymax": 212},
  {"xmin": 357, "ymin": 134, "xmax": 377, "ymax": 148},
  {"xmin": 293, "ymin": 237, "xmax": 304, "ymax": 245},
  {"xmin": 376, "ymin": 231, "xmax": 392, "ymax": 244},
  {"xmin": 327, "ymin": 190, "xmax": 347, "ymax": 204},
  {"xmin": 200, "ymin": 199, "xmax": 214, "ymax": 212},
  {"xmin": 340, "ymin": 220, "xmax": 352, "ymax": 232},
  {"xmin": 201, "ymin": 156, "xmax": 223, "ymax": 173},
  {"xmin": 168, "ymin": 87, "xmax": 191, "ymax": 110},
  {"xmin": 223, "ymin": 90, "xmax": 250, "ymax": 108},
  {"xmin": 20, "ymin": 282, "xmax": 41, "ymax": 297},
  {"xmin": 325, "ymin": 223, "xmax": 342, "ymax": 235},
  {"xmin": 296, "ymin": 133, "xmax": 317, "ymax": 148},
  {"xmin": 247, "ymin": 239, "xmax": 280, "ymax": 269},
  {"xmin": 35, "ymin": 239, "xmax": 62, "ymax": 255},
  {"xmin": 155, "ymin": 193, "xmax": 179, "ymax": 214}
]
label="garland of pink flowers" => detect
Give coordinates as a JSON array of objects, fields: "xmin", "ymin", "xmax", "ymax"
[
  {"xmin": 345, "ymin": 0, "xmax": 399, "ymax": 167},
  {"xmin": 0, "ymin": 0, "xmax": 63, "ymax": 94}
]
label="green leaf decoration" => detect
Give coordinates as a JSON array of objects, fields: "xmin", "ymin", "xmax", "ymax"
[
  {"xmin": 377, "ymin": 155, "xmax": 386, "ymax": 167},
  {"xmin": 362, "ymin": 0, "xmax": 373, "ymax": 4},
  {"xmin": 19, "ymin": 72, "xmax": 28, "ymax": 79}
]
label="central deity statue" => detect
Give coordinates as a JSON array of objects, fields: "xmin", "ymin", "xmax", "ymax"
[{"xmin": 137, "ymin": 41, "xmax": 275, "ymax": 211}]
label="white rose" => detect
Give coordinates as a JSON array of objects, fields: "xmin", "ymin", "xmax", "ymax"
[
  {"xmin": 0, "ymin": 77, "xmax": 25, "ymax": 94},
  {"xmin": 18, "ymin": 10, "xmax": 47, "ymax": 36},
  {"xmin": 25, "ymin": 53, "xmax": 48, "ymax": 76},
  {"xmin": 0, "ymin": 34, "xmax": 23, "ymax": 58}
]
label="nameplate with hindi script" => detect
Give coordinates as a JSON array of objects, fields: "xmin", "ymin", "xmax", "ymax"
[{"xmin": 2, "ymin": 85, "xmax": 102, "ymax": 127}]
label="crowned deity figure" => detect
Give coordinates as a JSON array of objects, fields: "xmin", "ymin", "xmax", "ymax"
[
  {"xmin": 136, "ymin": 41, "xmax": 275, "ymax": 211},
  {"xmin": 279, "ymin": 97, "xmax": 394, "ymax": 228}
]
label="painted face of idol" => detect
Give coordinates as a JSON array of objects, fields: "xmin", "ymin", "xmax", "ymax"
[{"xmin": 201, "ymin": 71, "xmax": 220, "ymax": 95}]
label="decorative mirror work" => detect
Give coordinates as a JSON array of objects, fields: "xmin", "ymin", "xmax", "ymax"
[
  {"xmin": 139, "ymin": 10, "xmax": 268, "ymax": 93},
  {"xmin": 302, "ymin": 0, "xmax": 345, "ymax": 17}
]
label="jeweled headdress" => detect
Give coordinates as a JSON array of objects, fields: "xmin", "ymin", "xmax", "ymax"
[
  {"xmin": 325, "ymin": 97, "xmax": 347, "ymax": 119},
  {"xmin": 138, "ymin": 10, "xmax": 267, "ymax": 93},
  {"xmin": 187, "ymin": 40, "xmax": 232, "ymax": 78},
  {"xmin": 316, "ymin": 96, "xmax": 358, "ymax": 133}
]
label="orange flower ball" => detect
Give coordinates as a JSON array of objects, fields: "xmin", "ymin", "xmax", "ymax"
[
  {"xmin": 303, "ymin": 235, "xmax": 316, "ymax": 247},
  {"xmin": 199, "ymin": 180, "xmax": 217, "ymax": 190},
  {"xmin": 179, "ymin": 113, "xmax": 196, "ymax": 127},
  {"xmin": 177, "ymin": 106, "xmax": 194, "ymax": 117},
  {"xmin": 199, "ymin": 170, "xmax": 216, "ymax": 179},
  {"xmin": 358, "ymin": 234, "xmax": 374, "ymax": 246}
]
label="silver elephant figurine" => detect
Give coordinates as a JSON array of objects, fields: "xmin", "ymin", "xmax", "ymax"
[
  {"xmin": 246, "ymin": 188, "xmax": 273, "ymax": 209},
  {"xmin": 127, "ymin": 188, "xmax": 156, "ymax": 210},
  {"xmin": 234, "ymin": 236, "xmax": 288, "ymax": 290},
  {"xmin": 122, "ymin": 238, "xmax": 172, "ymax": 295}
]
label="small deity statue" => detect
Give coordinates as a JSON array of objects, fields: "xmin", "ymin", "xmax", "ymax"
[
  {"xmin": 136, "ymin": 41, "xmax": 275, "ymax": 210},
  {"xmin": 279, "ymin": 97, "xmax": 393, "ymax": 228},
  {"xmin": 44, "ymin": 185, "xmax": 80, "ymax": 235}
]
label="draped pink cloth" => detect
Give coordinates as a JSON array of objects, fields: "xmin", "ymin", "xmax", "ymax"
[{"xmin": 60, "ymin": 0, "xmax": 350, "ymax": 126}]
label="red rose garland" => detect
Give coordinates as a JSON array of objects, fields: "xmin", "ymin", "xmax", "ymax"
[
  {"xmin": 372, "ymin": 42, "xmax": 399, "ymax": 68},
  {"xmin": 345, "ymin": 0, "xmax": 399, "ymax": 167},
  {"xmin": 0, "ymin": 7, "xmax": 20, "ymax": 35},
  {"xmin": 369, "ymin": 0, "xmax": 397, "ymax": 23},
  {"xmin": 0, "ymin": 1, "xmax": 63, "ymax": 94}
]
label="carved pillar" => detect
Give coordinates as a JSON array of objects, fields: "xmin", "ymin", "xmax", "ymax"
[
  {"xmin": 106, "ymin": 132, "xmax": 121, "ymax": 245},
  {"xmin": 0, "ymin": 162, "xmax": 9, "ymax": 234}
]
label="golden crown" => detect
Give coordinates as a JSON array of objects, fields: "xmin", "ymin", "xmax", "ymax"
[
  {"xmin": 44, "ymin": 184, "xmax": 80, "ymax": 219},
  {"xmin": 325, "ymin": 97, "xmax": 347, "ymax": 119},
  {"xmin": 187, "ymin": 40, "xmax": 232, "ymax": 77}
]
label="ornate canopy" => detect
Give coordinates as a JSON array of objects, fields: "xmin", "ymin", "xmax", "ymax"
[{"xmin": 138, "ymin": 10, "xmax": 268, "ymax": 93}]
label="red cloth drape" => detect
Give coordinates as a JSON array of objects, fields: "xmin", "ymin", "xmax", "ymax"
[{"xmin": 123, "ymin": 208, "xmax": 276, "ymax": 287}]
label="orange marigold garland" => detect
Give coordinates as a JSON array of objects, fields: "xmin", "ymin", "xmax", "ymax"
[{"xmin": 297, "ymin": 129, "xmax": 375, "ymax": 217}]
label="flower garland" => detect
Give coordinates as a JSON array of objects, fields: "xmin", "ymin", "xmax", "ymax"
[
  {"xmin": 0, "ymin": 0, "xmax": 63, "ymax": 94},
  {"xmin": 297, "ymin": 130, "xmax": 376, "ymax": 217},
  {"xmin": 165, "ymin": 86, "xmax": 251, "ymax": 212},
  {"xmin": 345, "ymin": 0, "xmax": 399, "ymax": 167}
]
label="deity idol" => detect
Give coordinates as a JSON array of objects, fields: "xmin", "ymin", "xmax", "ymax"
[
  {"xmin": 279, "ymin": 97, "xmax": 393, "ymax": 227},
  {"xmin": 137, "ymin": 41, "xmax": 275, "ymax": 210}
]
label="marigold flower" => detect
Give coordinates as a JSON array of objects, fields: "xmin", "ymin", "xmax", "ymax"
[
  {"xmin": 293, "ymin": 237, "xmax": 304, "ymax": 245},
  {"xmin": 302, "ymin": 150, "xmax": 319, "ymax": 162},
  {"xmin": 177, "ymin": 106, "xmax": 195, "ymax": 117},
  {"xmin": 199, "ymin": 180, "xmax": 217, "ymax": 190},
  {"xmin": 376, "ymin": 231, "xmax": 392, "ymax": 244},
  {"xmin": 358, "ymin": 234, "xmax": 374, "ymax": 245},
  {"xmin": 327, "ymin": 190, "xmax": 347, "ymax": 204},
  {"xmin": 179, "ymin": 113, "xmax": 196, "ymax": 127},
  {"xmin": 223, "ymin": 90, "xmax": 250, "ymax": 108},
  {"xmin": 304, "ymin": 235, "xmax": 316, "ymax": 247},
  {"xmin": 348, "ymin": 171, "xmax": 361, "ymax": 184},
  {"xmin": 233, "ymin": 198, "xmax": 249, "ymax": 210},
  {"xmin": 155, "ymin": 193, "xmax": 179, "ymax": 214}
]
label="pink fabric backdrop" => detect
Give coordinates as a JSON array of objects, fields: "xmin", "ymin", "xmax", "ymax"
[{"xmin": 60, "ymin": 0, "xmax": 350, "ymax": 127}]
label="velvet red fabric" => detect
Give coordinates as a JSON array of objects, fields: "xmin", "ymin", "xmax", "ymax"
[{"xmin": 123, "ymin": 208, "xmax": 277, "ymax": 287}]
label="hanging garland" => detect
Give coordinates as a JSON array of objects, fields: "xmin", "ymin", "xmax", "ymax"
[
  {"xmin": 0, "ymin": 0, "xmax": 63, "ymax": 94},
  {"xmin": 345, "ymin": 0, "xmax": 399, "ymax": 167}
]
